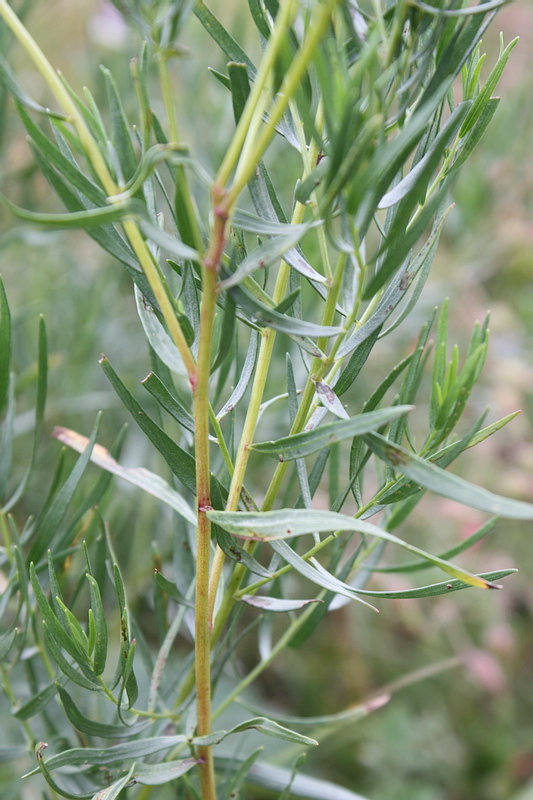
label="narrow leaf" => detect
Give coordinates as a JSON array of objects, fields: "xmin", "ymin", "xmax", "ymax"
[
  {"xmin": 242, "ymin": 595, "xmax": 322, "ymax": 612},
  {"xmin": 251, "ymin": 406, "xmax": 412, "ymax": 461},
  {"xmin": 56, "ymin": 685, "xmax": 144, "ymax": 738},
  {"xmin": 365, "ymin": 432, "xmax": 533, "ymax": 520},
  {"xmin": 53, "ymin": 426, "xmax": 196, "ymax": 525}
]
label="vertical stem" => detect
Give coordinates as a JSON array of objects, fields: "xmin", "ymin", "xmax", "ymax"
[{"xmin": 193, "ymin": 208, "xmax": 227, "ymax": 800}]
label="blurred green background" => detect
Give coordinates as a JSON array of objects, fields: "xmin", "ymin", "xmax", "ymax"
[{"xmin": 1, "ymin": 2, "xmax": 533, "ymax": 799}]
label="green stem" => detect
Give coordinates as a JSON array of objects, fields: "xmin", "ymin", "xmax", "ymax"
[
  {"xmin": 193, "ymin": 258, "xmax": 219, "ymax": 799},
  {"xmin": 0, "ymin": 2, "xmax": 196, "ymax": 382},
  {"xmin": 227, "ymin": 0, "xmax": 341, "ymax": 207},
  {"xmin": 215, "ymin": 0, "xmax": 299, "ymax": 189},
  {"xmin": 212, "ymin": 598, "xmax": 321, "ymax": 721}
]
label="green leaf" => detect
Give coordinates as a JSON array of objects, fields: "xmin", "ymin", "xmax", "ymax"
[
  {"xmin": 35, "ymin": 742, "xmax": 96, "ymax": 800},
  {"xmin": 211, "ymin": 508, "xmax": 499, "ymax": 589},
  {"xmin": 101, "ymin": 66, "xmax": 137, "ymax": 182},
  {"xmin": 86, "ymin": 575, "xmax": 108, "ymax": 676},
  {"xmin": 229, "ymin": 717, "xmax": 318, "ymax": 747},
  {"xmin": 0, "ymin": 191, "xmax": 134, "ymax": 229},
  {"xmin": 142, "ymin": 372, "xmax": 195, "ymax": 434},
  {"xmin": 134, "ymin": 286, "xmax": 187, "ymax": 377},
  {"xmin": 459, "ymin": 36, "xmax": 518, "ymax": 136},
  {"xmin": 42, "ymin": 622, "xmax": 100, "ymax": 691},
  {"xmin": 99, "ymin": 356, "xmax": 198, "ymax": 495},
  {"xmin": 214, "ymin": 525, "xmax": 273, "ymax": 578},
  {"xmin": 194, "ymin": 1, "xmax": 256, "ymax": 75},
  {"xmin": 0, "ymin": 55, "xmax": 68, "ymax": 119},
  {"xmin": 0, "ymin": 374, "xmax": 14, "ymax": 502},
  {"xmin": 334, "ymin": 328, "xmax": 381, "ymax": 397},
  {"xmin": 4, "ymin": 314, "xmax": 49, "ymax": 511},
  {"xmin": 375, "ymin": 516, "xmax": 499, "ymax": 573},
  {"xmin": 26, "ymin": 736, "xmax": 197, "ymax": 773},
  {"xmin": 0, "ymin": 628, "xmax": 17, "ymax": 661},
  {"xmin": 251, "ymin": 406, "xmax": 412, "ymax": 461},
  {"xmin": 30, "ymin": 563, "xmax": 91, "ymax": 667},
  {"xmin": 16, "ymin": 102, "xmax": 105, "ymax": 206},
  {"xmin": 153, "ymin": 571, "xmax": 194, "ymax": 607},
  {"xmin": 221, "ymin": 226, "xmax": 315, "ymax": 290},
  {"xmin": 28, "ymin": 415, "xmax": 101, "ymax": 564},
  {"xmin": 89, "ymin": 766, "xmax": 135, "ymax": 799},
  {"xmin": 12, "ymin": 679, "xmax": 63, "ymax": 720},
  {"xmin": 212, "ymin": 294, "xmax": 236, "ymax": 373},
  {"xmin": 27, "ymin": 140, "xmax": 157, "ymax": 306},
  {"xmin": 130, "ymin": 758, "xmax": 199, "ymax": 786},
  {"xmin": 138, "ymin": 219, "xmax": 200, "ymax": 264},
  {"xmin": 226, "ymin": 279, "xmax": 341, "ymax": 344},
  {"xmin": 228, "ymin": 61, "xmax": 251, "ymax": 123},
  {"xmin": 269, "ymin": 541, "xmax": 377, "ymax": 611},
  {"xmin": 341, "ymin": 569, "xmax": 516, "ymax": 600},
  {"xmin": 0, "ymin": 274, "xmax": 11, "ymax": 414},
  {"xmin": 242, "ymin": 759, "xmax": 372, "ymax": 800},
  {"xmin": 448, "ymin": 97, "xmax": 500, "ymax": 174},
  {"xmin": 56, "ymin": 685, "xmax": 143, "ymax": 738},
  {"xmin": 365, "ymin": 432, "xmax": 533, "ymax": 520},
  {"xmin": 216, "ymin": 330, "xmax": 259, "ymax": 419}
]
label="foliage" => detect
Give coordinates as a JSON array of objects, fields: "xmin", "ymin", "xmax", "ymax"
[{"xmin": 0, "ymin": 0, "xmax": 529, "ymax": 798}]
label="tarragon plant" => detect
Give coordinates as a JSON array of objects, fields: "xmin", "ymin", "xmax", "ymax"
[{"xmin": 0, "ymin": 0, "xmax": 529, "ymax": 798}]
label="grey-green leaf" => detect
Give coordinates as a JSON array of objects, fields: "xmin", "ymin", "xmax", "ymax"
[
  {"xmin": 251, "ymin": 406, "xmax": 412, "ymax": 460},
  {"xmin": 365, "ymin": 432, "xmax": 533, "ymax": 520}
]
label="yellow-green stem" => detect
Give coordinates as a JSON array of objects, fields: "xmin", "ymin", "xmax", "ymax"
[
  {"xmin": 0, "ymin": 2, "xmax": 196, "ymax": 382},
  {"xmin": 227, "ymin": 0, "xmax": 341, "ymax": 206},
  {"xmin": 193, "ymin": 255, "xmax": 220, "ymax": 799}
]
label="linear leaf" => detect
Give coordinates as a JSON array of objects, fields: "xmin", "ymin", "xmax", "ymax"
[
  {"xmin": 42, "ymin": 622, "xmax": 100, "ymax": 691},
  {"xmin": 53, "ymin": 426, "xmax": 196, "ymax": 525},
  {"xmin": 0, "ymin": 192, "xmax": 133, "ymax": 228},
  {"xmin": 229, "ymin": 717, "xmax": 318, "ymax": 746},
  {"xmin": 130, "ymin": 758, "xmax": 199, "ymax": 786},
  {"xmin": 221, "ymin": 226, "xmax": 314, "ymax": 290},
  {"xmin": 101, "ymin": 66, "xmax": 137, "ymax": 181},
  {"xmin": 459, "ymin": 36, "xmax": 518, "ymax": 136},
  {"xmin": 341, "ymin": 569, "xmax": 516, "ymax": 600},
  {"xmin": 194, "ymin": 1, "xmax": 256, "ymax": 74},
  {"xmin": 216, "ymin": 330, "xmax": 259, "ymax": 419},
  {"xmin": 99, "ymin": 356, "xmax": 198, "ymax": 496},
  {"xmin": 212, "ymin": 509, "xmax": 498, "ymax": 589},
  {"xmin": 27, "ymin": 736, "xmax": 197, "ymax": 774},
  {"xmin": 138, "ymin": 219, "xmax": 200, "ymax": 263},
  {"xmin": 12, "ymin": 679, "xmax": 63, "ymax": 720},
  {"xmin": 56, "ymin": 685, "xmax": 144, "ymax": 739},
  {"xmin": 28, "ymin": 415, "xmax": 101, "ymax": 564},
  {"xmin": 449, "ymin": 97, "xmax": 500, "ymax": 174},
  {"xmin": 251, "ymin": 406, "xmax": 412, "ymax": 460},
  {"xmin": 86, "ymin": 575, "xmax": 108, "ymax": 676},
  {"xmin": 0, "ymin": 274, "xmax": 11, "ymax": 414},
  {"xmin": 245, "ymin": 759, "xmax": 372, "ymax": 800},
  {"xmin": 315, "ymin": 379, "xmax": 349, "ymax": 420},
  {"xmin": 214, "ymin": 525, "xmax": 273, "ymax": 578},
  {"xmin": 153, "ymin": 571, "xmax": 194, "ymax": 607},
  {"xmin": 242, "ymin": 595, "xmax": 322, "ymax": 612},
  {"xmin": 266, "ymin": 541, "xmax": 377, "ymax": 611},
  {"xmin": 365, "ymin": 432, "xmax": 533, "ymax": 519},
  {"xmin": 226, "ymin": 279, "xmax": 341, "ymax": 341},
  {"xmin": 134, "ymin": 286, "xmax": 187, "ymax": 377},
  {"xmin": 91, "ymin": 766, "xmax": 134, "ymax": 800},
  {"xmin": 141, "ymin": 372, "xmax": 195, "ymax": 434}
]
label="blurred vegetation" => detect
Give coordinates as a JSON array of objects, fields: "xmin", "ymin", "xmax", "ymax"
[{"xmin": 1, "ymin": 2, "xmax": 532, "ymax": 799}]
